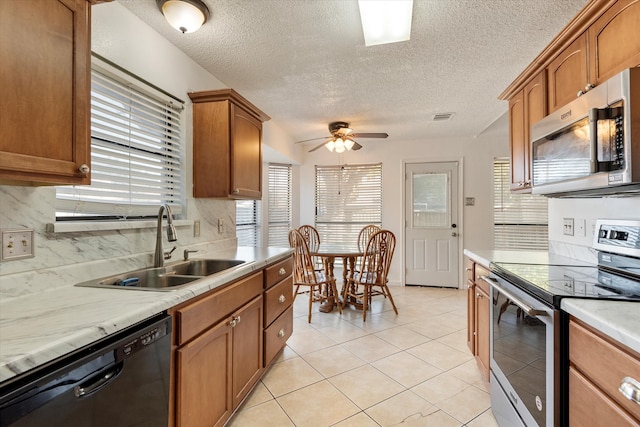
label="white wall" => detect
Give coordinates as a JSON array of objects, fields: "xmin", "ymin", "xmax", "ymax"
[{"xmin": 298, "ymin": 114, "xmax": 510, "ymax": 287}]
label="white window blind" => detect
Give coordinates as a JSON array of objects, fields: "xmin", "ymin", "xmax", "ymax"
[
  {"xmin": 494, "ymin": 158, "xmax": 548, "ymax": 250},
  {"xmin": 236, "ymin": 199, "xmax": 261, "ymax": 247},
  {"xmin": 315, "ymin": 163, "xmax": 382, "ymax": 247},
  {"xmin": 268, "ymin": 164, "xmax": 292, "ymax": 247},
  {"xmin": 56, "ymin": 58, "xmax": 184, "ymax": 218}
]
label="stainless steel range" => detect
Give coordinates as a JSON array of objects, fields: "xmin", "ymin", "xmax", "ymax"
[{"xmin": 486, "ymin": 219, "xmax": 640, "ymax": 427}]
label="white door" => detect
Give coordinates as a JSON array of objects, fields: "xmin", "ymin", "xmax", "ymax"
[{"xmin": 405, "ymin": 162, "xmax": 459, "ymax": 287}]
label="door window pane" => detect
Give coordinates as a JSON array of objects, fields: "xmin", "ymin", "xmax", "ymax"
[{"xmin": 412, "ymin": 172, "xmax": 449, "ymax": 227}]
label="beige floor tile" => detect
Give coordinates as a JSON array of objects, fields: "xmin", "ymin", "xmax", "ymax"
[
  {"xmin": 262, "ymin": 357, "xmax": 323, "ymax": 397},
  {"xmin": 277, "ymin": 380, "xmax": 360, "ymax": 427},
  {"xmin": 374, "ymin": 326, "xmax": 431, "ymax": 350},
  {"xmin": 365, "ymin": 390, "xmax": 437, "ymax": 426},
  {"xmin": 330, "ymin": 364, "xmax": 405, "ymax": 409},
  {"xmin": 467, "ymin": 409, "xmax": 500, "ymax": 427},
  {"xmin": 346, "ymin": 312, "xmax": 399, "ymax": 332},
  {"xmin": 239, "ymin": 381, "xmax": 273, "ymax": 410},
  {"xmin": 411, "ymin": 372, "xmax": 470, "ymax": 404},
  {"xmin": 447, "ymin": 359, "xmax": 488, "ymax": 389},
  {"xmin": 286, "ymin": 328, "xmax": 338, "ymax": 355},
  {"xmin": 316, "ymin": 320, "xmax": 369, "ymax": 344},
  {"xmin": 407, "ymin": 340, "xmax": 474, "ymax": 371},
  {"xmin": 389, "ymin": 409, "xmax": 462, "ymax": 427},
  {"xmin": 436, "ymin": 385, "xmax": 491, "ymax": 424},
  {"xmin": 271, "ymin": 344, "xmax": 300, "ymax": 364},
  {"xmin": 435, "ymin": 329, "xmax": 469, "ymax": 354},
  {"xmin": 227, "ymin": 400, "xmax": 294, "ymax": 427},
  {"xmin": 406, "ymin": 319, "xmax": 463, "ymax": 340},
  {"xmin": 371, "ymin": 352, "xmax": 442, "ymax": 388},
  {"xmin": 332, "ymin": 412, "xmax": 381, "ymax": 427},
  {"xmin": 341, "ymin": 335, "xmax": 401, "ymax": 363},
  {"xmin": 303, "ymin": 344, "xmax": 366, "ymax": 378}
]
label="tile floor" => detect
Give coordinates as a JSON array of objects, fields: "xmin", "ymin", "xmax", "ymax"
[{"xmin": 228, "ymin": 285, "xmax": 499, "ymax": 427}]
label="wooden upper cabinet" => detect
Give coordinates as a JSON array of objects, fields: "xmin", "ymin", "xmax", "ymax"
[
  {"xmin": 508, "ymin": 90, "xmax": 527, "ymax": 191},
  {"xmin": 589, "ymin": 0, "xmax": 640, "ymax": 85},
  {"xmin": 547, "ymin": 33, "xmax": 589, "ymax": 114},
  {"xmin": 0, "ymin": 0, "xmax": 91, "ymax": 185},
  {"xmin": 189, "ymin": 89, "xmax": 270, "ymax": 199}
]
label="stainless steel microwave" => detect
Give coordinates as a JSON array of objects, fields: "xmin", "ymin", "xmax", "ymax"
[{"xmin": 530, "ymin": 67, "xmax": 640, "ymax": 196}]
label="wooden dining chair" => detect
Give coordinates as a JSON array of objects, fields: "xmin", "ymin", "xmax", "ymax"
[
  {"xmin": 357, "ymin": 224, "xmax": 381, "ymax": 252},
  {"xmin": 289, "ymin": 229, "xmax": 341, "ymax": 323},
  {"xmin": 341, "ymin": 229, "xmax": 398, "ymax": 321},
  {"xmin": 298, "ymin": 224, "xmax": 322, "ymax": 270}
]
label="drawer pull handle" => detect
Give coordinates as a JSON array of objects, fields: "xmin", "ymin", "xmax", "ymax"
[
  {"xmin": 619, "ymin": 377, "xmax": 640, "ymax": 404},
  {"xmin": 279, "ymin": 267, "xmax": 286, "ymax": 275},
  {"xmin": 278, "ymin": 294, "xmax": 286, "ymax": 303},
  {"xmin": 229, "ymin": 315, "xmax": 241, "ymax": 327},
  {"xmin": 278, "ymin": 329, "xmax": 285, "ymax": 338}
]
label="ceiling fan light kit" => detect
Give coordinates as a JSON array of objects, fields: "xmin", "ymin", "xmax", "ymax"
[
  {"xmin": 358, "ymin": 0, "xmax": 413, "ymax": 46},
  {"xmin": 157, "ymin": 0, "xmax": 210, "ymax": 34},
  {"xmin": 297, "ymin": 121, "xmax": 389, "ymax": 153}
]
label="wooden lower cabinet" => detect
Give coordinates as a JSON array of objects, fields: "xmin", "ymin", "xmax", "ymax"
[
  {"xmin": 465, "ymin": 257, "xmax": 490, "ymax": 381},
  {"xmin": 569, "ymin": 317, "xmax": 640, "ymax": 426},
  {"xmin": 231, "ymin": 296, "xmax": 264, "ymax": 408}
]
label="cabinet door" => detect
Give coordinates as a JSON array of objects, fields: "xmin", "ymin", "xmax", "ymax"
[
  {"xmin": 232, "ymin": 295, "xmax": 264, "ymax": 408},
  {"xmin": 589, "ymin": 0, "xmax": 640, "ymax": 84},
  {"xmin": 467, "ymin": 280, "xmax": 476, "ymax": 354},
  {"xmin": 523, "ymin": 72, "xmax": 546, "ymax": 186},
  {"xmin": 547, "ymin": 33, "xmax": 589, "ymax": 113},
  {"xmin": 176, "ymin": 320, "xmax": 233, "ymax": 427},
  {"xmin": 230, "ymin": 104, "xmax": 262, "ymax": 199},
  {"xmin": 508, "ymin": 89, "xmax": 527, "ymax": 191},
  {"xmin": 0, "ymin": 0, "xmax": 90, "ymax": 185},
  {"xmin": 475, "ymin": 286, "xmax": 490, "ymax": 381}
]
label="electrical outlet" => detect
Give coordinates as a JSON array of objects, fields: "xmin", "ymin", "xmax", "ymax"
[
  {"xmin": 194, "ymin": 220, "xmax": 201, "ymax": 237},
  {"xmin": 1, "ymin": 229, "xmax": 34, "ymax": 261},
  {"xmin": 563, "ymin": 218, "xmax": 574, "ymax": 236},
  {"xmin": 218, "ymin": 218, "xmax": 224, "ymax": 234},
  {"xmin": 576, "ymin": 219, "xmax": 586, "ymax": 237}
]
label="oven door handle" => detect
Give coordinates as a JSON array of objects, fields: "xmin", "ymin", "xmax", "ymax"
[{"xmin": 482, "ymin": 276, "xmax": 548, "ymax": 317}]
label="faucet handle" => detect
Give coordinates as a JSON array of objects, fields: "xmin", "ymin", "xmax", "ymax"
[
  {"xmin": 184, "ymin": 249, "xmax": 199, "ymax": 261},
  {"xmin": 164, "ymin": 246, "xmax": 177, "ymax": 260}
]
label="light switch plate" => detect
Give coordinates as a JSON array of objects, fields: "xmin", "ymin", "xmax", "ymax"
[{"xmin": 1, "ymin": 229, "xmax": 35, "ymax": 261}]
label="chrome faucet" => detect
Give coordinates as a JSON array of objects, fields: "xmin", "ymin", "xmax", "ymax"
[{"xmin": 154, "ymin": 204, "xmax": 177, "ymax": 268}]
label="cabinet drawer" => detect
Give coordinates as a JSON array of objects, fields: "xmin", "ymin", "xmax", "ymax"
[
  {"xmin": 569, "ymin": 319, "xmax": 640, "ymax": 420},
  {"xmin": 264, "ymin": 257, "xmax": 293, "ymax": 289},
  {"xmin": 175, "ymin": 272, "xmax": 263, "ymax": 346},
  {"xmin": 475, "ymin": 264, "xmax": 490, "ymax": 294},
  {"xmin": 569, "ymin": 367, "xmax": 639, "ymax": 426},
  {"xmin": 465, "ymin": 259, "xmax": 475, "ymax": 282},
  {"xmin": 264, "ymin": 275, "xmax": 293, "ymax": 327},
  {"xmin": 264, "ymin": 305, "xmax": 293, "ymax": 367}
]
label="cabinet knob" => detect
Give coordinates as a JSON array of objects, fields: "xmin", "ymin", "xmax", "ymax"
[
  {"xmin": 476, "ymin": 293, "xmax": 484, "ymax": 298},
  {"xmin": 78, "ymin": 164, "xmax": 90, "ymax": 175},
  {"xmin": 279, "ymin": 267, "xmax": 286, "ymax": 276},
  {"xmin": 233, "ymin": 188, "xmax": 240, "ymax": 194},
  {"xmin": 619, "ymin": 376, "xmax": 640, "ymax": 404},
  {"xmin": 278, "ymin": 294, "xmax": 286, "ymax": 304},
  {"xmin": 278, "ymin": 329, "xmax": 285, "ymax": 338}
]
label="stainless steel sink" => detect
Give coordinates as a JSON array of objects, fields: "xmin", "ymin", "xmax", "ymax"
[
  {"xmin": 166, "ymin": 259, "xmax": 245, "ymax": 276},
  {"xmin": 75, "ymin": 259, "xmax": 246, "ymax": 291}
]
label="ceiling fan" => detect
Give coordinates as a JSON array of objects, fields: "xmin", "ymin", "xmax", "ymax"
[{"xmin": 295, "ymin": 121, "xmax": 389, "ymax": 153}]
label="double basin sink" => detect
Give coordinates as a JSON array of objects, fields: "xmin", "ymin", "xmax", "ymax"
[{"xmin": 76, "ymin": 259, "xmax": 246, "ymax": 291}]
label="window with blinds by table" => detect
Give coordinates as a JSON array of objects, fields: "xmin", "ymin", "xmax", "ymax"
[
  {"xmin": 315, "ymin": 163, "xmax": 382, "ymax": 248},
  {"xmin": 55, "ymin": 55, "xmax": 184, "ymax": 219},
  {"xmin": 494, "ymin": 158, "xmax": 548, "ymax": 250}
]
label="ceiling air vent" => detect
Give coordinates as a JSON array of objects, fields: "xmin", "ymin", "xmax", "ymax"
[{"xmin": 430, "ymin": 112, "xmax": 455, "ymax": 121}]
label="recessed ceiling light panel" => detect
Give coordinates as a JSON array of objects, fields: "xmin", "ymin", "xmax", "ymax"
[{"xmin": 358, "ymin": 0, "xmax": 413, "ymax": 47}]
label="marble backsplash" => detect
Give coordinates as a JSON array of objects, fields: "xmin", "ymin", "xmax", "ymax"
[{"xmin": 0, "ymin": 185, "xmax": 238, "ymax": 299}]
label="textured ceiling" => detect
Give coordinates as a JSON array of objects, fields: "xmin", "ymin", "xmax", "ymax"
[{"xmin": 117, "ymin": 0, "xmax": 589, "ymax": 150}]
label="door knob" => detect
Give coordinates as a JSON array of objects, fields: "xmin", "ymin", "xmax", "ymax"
[{"xmin": 452, "ymin": 232, "xmax": 458, "ymax": 237}]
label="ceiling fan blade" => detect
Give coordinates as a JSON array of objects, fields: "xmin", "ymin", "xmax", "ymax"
[
  {"xmin": 294, "ymin": 136, "xmax": 331, "ymax": 144},
  {"xmin": 309, "ymin": 141, "xmax": 329, "ymax": 152},
  {"xmin": 351, "ymin": 141, "xmax": 363, "ymax": 151},
  {"xmin": 350, "ymin": 132, "xmax": 388, "ymax": 138}
]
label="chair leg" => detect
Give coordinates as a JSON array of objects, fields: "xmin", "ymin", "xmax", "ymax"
[
  {"xmin": 332, "ymin": 280, "xmax": 342, "ymax": 314},
  {"xmin": 340, "ymin": 281, "xmax": 349, "ymax": 311},
  {"xmin": 362, "ymin": 285, "xmax": 368, "ymax": 322},
  {"xmin": 384, "ymin": 285, "xmax": 399, "ymax": 315},
  {"xmin": 308, "ymin": 285, "xmax": 314, "ymax": 323},
  {"xmin": 293, "ymin": 284, "xmax": 300, "ymax": 301}
]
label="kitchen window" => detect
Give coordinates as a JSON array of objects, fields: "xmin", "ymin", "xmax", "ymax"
[
  {"xmin": 236, "ymin": 199, "xmax": 261, "ymax": 246},
  {"xmin": 55, "ymin": 55, "xmax": 184, "ymax": 220},
  {"xmin": 493, "ymin": 158, "xmax": 548, "ymax": 250},
  {"xmin": 315, "ymin": 163, "xmax": 382, "ymax": 251},
  {"xmin": 267, "ymin": 164, "xmax": 292, "ymax": 247}
]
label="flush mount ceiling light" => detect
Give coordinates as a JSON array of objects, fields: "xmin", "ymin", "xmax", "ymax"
[
  {"xmin": 157, "ymin": 0, "xmax": 210, "ymax": 34},
  {"xmin": 358, "ymin": 0, "xmax": 413, "ymax": 46}
]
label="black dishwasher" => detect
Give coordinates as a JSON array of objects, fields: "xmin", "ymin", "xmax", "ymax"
[{"xmin": 0, "ymin": 313, "xmax": 171, "ymax": 427}]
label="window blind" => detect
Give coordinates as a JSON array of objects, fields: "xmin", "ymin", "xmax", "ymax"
[
  {"xmin": 56, "ymin": 59, "xmax": 184, "ymax": 218},
  {"xmin": 315, "ymin": 163, "xmax": 382, "ymax": 247},
  {"xmin": 493, "ymin": 158, "xmax": 548, "ymax": 250},
  {"xmin": 236, "ymin": 199, "xmax": 261, "ymax": 247},
  {"xmin": 267, "ymin": 164, "xmax": 292, "ymax": 247}
]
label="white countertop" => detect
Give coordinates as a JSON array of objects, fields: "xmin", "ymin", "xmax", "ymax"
[{"xmin": 0, "ymin": 246, "xmax": 292, "ymax": 384}]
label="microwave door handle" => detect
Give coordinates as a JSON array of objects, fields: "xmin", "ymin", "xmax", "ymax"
[
  {"xmin": 589, "ymin": 108, "xmax": 600, "ymax": 173},
  {"xmin": 482, "ymin": 276, "xmax": 547, "ymax": 317}
]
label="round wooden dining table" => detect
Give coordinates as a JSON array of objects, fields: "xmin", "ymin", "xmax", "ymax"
[{"xmin": 309, "ymin": 244, "xmax": 363, "ymax": 312}]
